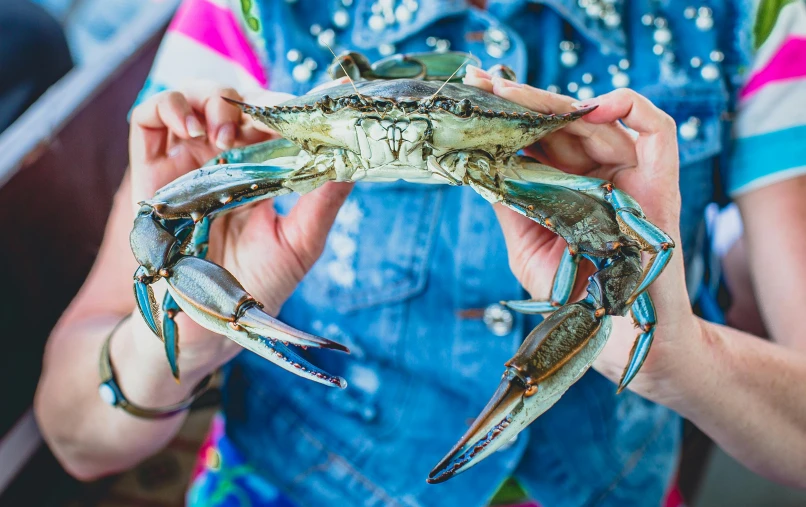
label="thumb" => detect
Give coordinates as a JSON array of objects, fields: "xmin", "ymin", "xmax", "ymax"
[{"xmin": 278, "ymin": 182, "xmax": 354, "ymax": 269}]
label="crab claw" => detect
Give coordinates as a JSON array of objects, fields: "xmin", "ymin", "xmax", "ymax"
[
  {"xmin": 164, "ymin": 256, "xmax": 349, "ymax": 385},
  {"xmin": 427, "ymin": 367, "xmax": 532, "ymax": 484},
  {"xmin": 428, "ymin": 303, "xmax": 612, "ymax": 483}
]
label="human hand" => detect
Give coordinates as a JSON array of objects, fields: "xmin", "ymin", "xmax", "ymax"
[
  {"xmin": 464, "ymin": 67, "xmax": 700, "ymax": 399},
  {"xmin": 128, "ymin": 83, "xmax": 353, "ymax": 379}
]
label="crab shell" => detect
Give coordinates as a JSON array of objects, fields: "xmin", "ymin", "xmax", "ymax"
[{"xmin": 231, "ymin": 79, "xmax": 593, "ymax": 183}]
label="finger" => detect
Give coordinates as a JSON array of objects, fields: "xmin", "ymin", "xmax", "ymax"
[
  {"xmin": 130, "ymin": 91, "xmax": 204, "ymax": 165},
  {"xmin": 131, "ymin": 90, "xmax": 205, "ymax": 139},
  {"xmin": 571, "ymin": 88, "xmax": 676, "ymax": 136},
  {"xmin": 574, "ymin": 89, "xmax": 678, "ymax": 174},
  {"xmin": 279, "ymin": 182, "xmax": 355, "ymax": 269},
  {"xmin": 462, "ymin": 65, "xmax": 494, "ymax": 92},
  {"xmin": 489, "ymin": 80, "xmax": 640, "ymax": 168},
  {"xmin": 181, "ymin": 84, "xmax": 245, "ymax": 151},
  {"xmin": 575, "ymin": 90, "xmax": 681, "ymax": 230}
]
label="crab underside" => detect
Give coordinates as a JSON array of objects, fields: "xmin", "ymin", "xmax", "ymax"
[{"xmin": 128, "ymin": 51, "xmax": 674, "ymax": 484}]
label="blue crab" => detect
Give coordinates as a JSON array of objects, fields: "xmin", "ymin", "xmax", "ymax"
[{"xmin": 128, "ymin": 52, "xmax": 674, "ymax": 482}]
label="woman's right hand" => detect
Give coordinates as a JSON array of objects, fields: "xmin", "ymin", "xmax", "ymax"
[{"xmin": 128, "ymin": 83, "xmax": 353, "ymax": 380}]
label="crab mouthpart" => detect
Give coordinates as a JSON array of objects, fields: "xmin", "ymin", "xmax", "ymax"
[{"xmin": 427, "ymin": 368, "xmax": 529, "ymax": 484}]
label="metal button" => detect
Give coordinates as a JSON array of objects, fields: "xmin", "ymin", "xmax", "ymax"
[{"xmin": 483, "ymin": 304, "xmax": 514, "ymax": 336}]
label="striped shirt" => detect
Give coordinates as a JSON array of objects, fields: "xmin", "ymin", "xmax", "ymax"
[{"xmin": 728, "ymin": 0, "xmax": 806, "ymax": 196}]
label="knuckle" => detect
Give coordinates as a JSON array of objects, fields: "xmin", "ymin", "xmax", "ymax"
[{"xmin": 660, "ymin": 111, "xmax": 676, "ymax": 131}]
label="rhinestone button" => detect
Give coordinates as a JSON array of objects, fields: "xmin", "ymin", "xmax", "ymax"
[
  {"xmin": 611, "ymin": 71, "xmax": 630, "ymax": 88},
  {"xmin": 577, "ymin": 86, "xmax": 595, "ymax": 100},
  {"xmin": 560, "ymin": 50, "xmax": 578, "ymax": 67},
  {"xmin": 679, "ymin": 117, "xmax": 701, "ymax": 141},
  {"xmin": 292, "ymin": 64, "xmax": 312, "ymax": 82},
  {"xmin": 99, "ymin": 383, "xmax": 117, "ymax": 406},
  {"xmin": 333, "ymin": 9, "xmax": 350, "ymax": 28},
  {"xmin": 483, "ymin": 304, "xmax": 514, "ymax": 336},
  {"xmin": 701, "ymin": 63, "xmax": 720, "ymax": 81}
]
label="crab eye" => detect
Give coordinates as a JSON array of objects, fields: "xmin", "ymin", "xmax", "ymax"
[{"xmin": 456, "ymin": 99, "xmax": 471, "ymax": 116}]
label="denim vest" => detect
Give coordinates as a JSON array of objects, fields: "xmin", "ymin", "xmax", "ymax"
[{"xmin": 222, "ymin": 1, "xmax": 749, "ymax": 505}]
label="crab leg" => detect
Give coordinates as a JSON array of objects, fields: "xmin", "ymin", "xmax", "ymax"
[
  {"xmin": 502, "ymin": 247, "xmax": 581, "ymax": 314},
  {"xmin": 608, "ymin": 188, "xmax": 674, "ymax": 303},
  {"xmin": 130, "ymin": 157, "xmax": 348, "ymax": 384},
  {"xmin": 618, "ymin": 291, "xmax": 657, "ymax": 393},
  {"xmin": 205, "ymin": 138, "xmax": 302, "ymax": 167}
]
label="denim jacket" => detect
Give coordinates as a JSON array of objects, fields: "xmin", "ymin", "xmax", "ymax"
[{"xmin": 190, "ymin": 0, "xmax": 753, "ymax": 505}]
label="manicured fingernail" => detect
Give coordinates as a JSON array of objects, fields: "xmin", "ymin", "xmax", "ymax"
[
  {"xmin": 571, "ymin": 101, "xmax": 596, "ymax": 109},
  {"xmin": 493, "ymin": 76, "xmax": 522, "ymax": 88},
  {"xmin": 465, "ymin": 65, "xmax": 491, "ymax": 79},
  {"xmin": 186, "ymin": 116, "xmax": 205, "ymax": 138},
  {"xmin": 216, "ymin": 124, "xmax": 235, "ymax": 150}
]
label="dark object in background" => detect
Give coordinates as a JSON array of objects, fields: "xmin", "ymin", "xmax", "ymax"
[{"xmin": 0, "ymin": 0, "xmax": 73, "ymax": 133}]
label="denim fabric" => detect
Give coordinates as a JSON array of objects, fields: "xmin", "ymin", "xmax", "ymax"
[{"xmin": 219, "ymin": 1, "xmax": 747, "ymax": 505}]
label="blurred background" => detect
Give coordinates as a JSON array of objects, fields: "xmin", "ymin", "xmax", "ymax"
[{"xmin": 0, "ymin": 1, "xmax": 804, "ymax": 506}]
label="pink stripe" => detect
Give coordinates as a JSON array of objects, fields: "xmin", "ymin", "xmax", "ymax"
[
  {"xmin": 741, "ymin": 37, "xmax": 806, "ymax": 99},
  {"xmin": 168, "ymin": 0, "xmax": 267, "ymax": 87}
]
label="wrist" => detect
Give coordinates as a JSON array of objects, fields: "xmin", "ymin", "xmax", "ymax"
[
  {"xmin": 113, "ymin": 312, "xmax": 213, "ymax": 407},
  {"xmin": 637, "ymin": 316, "xmax": 716, "ymax": 415}
]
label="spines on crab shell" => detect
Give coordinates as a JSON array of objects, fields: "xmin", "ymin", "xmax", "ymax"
[
  {"xmin": 223, "ymin": 97, "xmax": 321, "ymax": 128},
  {"xmin": 226, "ymin": 95, "xmax": 596, "ymax": 126},
  {"xmin": 465, "ymin": 104, "xmax": 597, "ymax": 126}
]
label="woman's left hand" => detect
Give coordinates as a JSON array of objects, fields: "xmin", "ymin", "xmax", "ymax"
[{"xmin": 464, "ymin": 67, "xmax": 702, "ymax": 400}]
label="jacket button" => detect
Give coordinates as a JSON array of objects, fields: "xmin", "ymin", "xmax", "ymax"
[{"xmin": 483, "ymin": 304, "xmax": 514, "ymax": 336}]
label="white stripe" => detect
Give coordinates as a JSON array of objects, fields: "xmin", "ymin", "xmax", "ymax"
[
  {"xmin": 205, "ymin": 0, "xmax": 234, "ymax": 9},
  {"xmin": 731, "ymin": 164, "xmax": 806, "ymax": 196},
  {"xmin": 750, "ymin": 1, "xmax": 806, "ymax": 73},
  {"xmin": 734, "ymin": 79, "xmax": 806, "ymax": 138},
  {"xmin": 148, "ymin": 32, "xmax": 264, "ymax": 94},
  {"xmin": 0, "ymin": 410, "xmax": 41, "ymax": 493}
]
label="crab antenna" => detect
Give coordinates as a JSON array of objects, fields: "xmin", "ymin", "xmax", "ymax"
[
  {"xmin": 323, "ymin": 43, "xmax": 362, "ymax": 97},
  {"xmin": 429, "ymin": 56, "xmax": 473, "ymax": 101}
]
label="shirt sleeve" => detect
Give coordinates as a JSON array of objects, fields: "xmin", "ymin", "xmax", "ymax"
[
  {"xmin": 727, "ymin": 0, "xmax": 806, "ymax": 196},
  {"xmin": 132, "ymin": 0, "xmax": 268, "ymax": 108}
]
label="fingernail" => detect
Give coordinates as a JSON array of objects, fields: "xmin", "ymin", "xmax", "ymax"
[
  {"xmin": 216, "ymin": 124, "xmax": 235, "ymax": 150},
  {"xmin": 465, "ymin": 64, "xmax": 491, "ymax": 79},
  {"xmin": 571, "ymin": 101, "xmax": 597, "ymax": 109},
  {"xmin": 492, "ymin": 76, "xmax": 522, "ymax": 88},
  {"xmin": 186, "ymin": 116, "xmax": 205, "ymax": 138},
  {"xmin": 168, "ymin": 145, "xmax": 182, "ymax": 158}
]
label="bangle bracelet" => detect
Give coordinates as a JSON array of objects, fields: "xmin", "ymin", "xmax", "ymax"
[{"xmin": 98, "ymin": 314, "xmax": 213, "ymax": 419}]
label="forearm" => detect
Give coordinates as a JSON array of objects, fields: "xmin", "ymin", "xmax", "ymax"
[
  {"xmin": 655, "ymin": 318, "xmax": 806, "ymax": 487},
  {"xmin": 34, "ymin": 312, "xmax": 207, "ymax": 480}
]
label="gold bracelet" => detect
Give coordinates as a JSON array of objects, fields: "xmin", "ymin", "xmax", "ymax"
[{"xmin": 98, "ymin": 314, "xmax": 212, "ymax": 419}]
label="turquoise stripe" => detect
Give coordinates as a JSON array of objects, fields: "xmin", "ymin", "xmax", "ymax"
[{"xmin": 728, "ymin": 124, "xmax": 806, "ymax": 195}]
